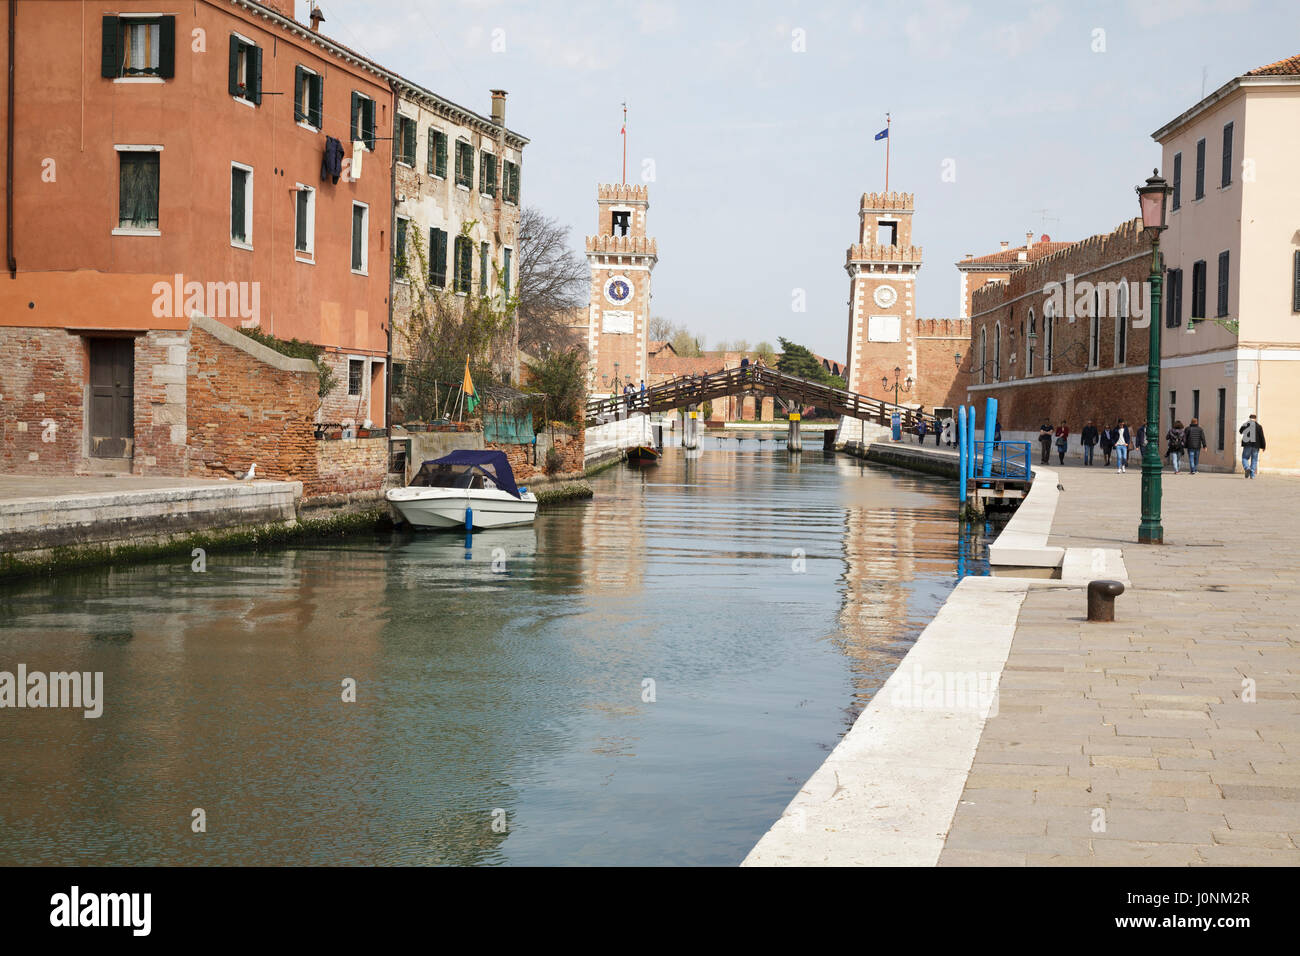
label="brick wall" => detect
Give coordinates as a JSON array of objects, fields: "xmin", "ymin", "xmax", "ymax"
[
  {"xmin": 915, "ymin": 318, "xmax": 971, "ymax": 410},
  {"xmin": 967, "ymin": 219, "xmax": 1151, "ymax": 434},
  {"xmin": 133, "ymin": 329, "xmax": 190, "ymax": 475},
  {"xmin": 309, "ymin": 437, "xmax": 389, "ymax": 497},
  {"xmin": 186, "ymin": 324, "xmax": 318, "ymax": 482},
  {"xmin": 488, "ymin": 425, "xmax": 584, "ymax": 482},
  {"xmin": 0, "ymin": 327, "xmax": 83, "ymax": 475}
]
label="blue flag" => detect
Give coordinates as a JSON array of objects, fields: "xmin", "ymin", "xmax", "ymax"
[{"xmin": 874, "ymin": 127, "xmax": 889, "ymax": 141}]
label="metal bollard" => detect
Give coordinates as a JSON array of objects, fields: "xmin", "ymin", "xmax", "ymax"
[{"xmin": 1087, "ymin": 579, "xmax": 1125, "ymax": 622}]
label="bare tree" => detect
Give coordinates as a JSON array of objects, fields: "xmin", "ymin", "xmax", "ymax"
[
  {"xmin": 517, "ymin": 207, "xmax": 589, "ymax": 358},
  {"xmin": 649, "ymin": 315, "xmax": 674, "ymax": 341}
]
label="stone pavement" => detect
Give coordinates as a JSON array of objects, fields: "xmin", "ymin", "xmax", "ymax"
[{"xmin": 939, "ymin": 466, "xmax": 1300, "ymax": 865}]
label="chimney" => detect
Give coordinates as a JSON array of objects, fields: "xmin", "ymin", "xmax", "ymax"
[
  {"xmin": 309, "ymin": 3, "xmax": 326, "ymax": 32},
  {"xmin": 964, "ymin": 253, "xmax": 973, "ymax": 260},
  {"xmin": 1000, "ymin": 241, "xmax": 1009, "ymax": 251},
  {"xmin": 1026, "ymin": 231, "xmax": 1034, "ymax": 249},
  {"xmin": 491, "ymin": 89, "xmax": 507, "ymax": 126}
]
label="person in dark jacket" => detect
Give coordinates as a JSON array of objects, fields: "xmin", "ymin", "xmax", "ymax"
[
  {"xmin": 1239, "ymin": 414, "xmax": 1266, "ymax": 478},
  {"xmin": 1183, "ymin": 418, "xmax": 1209, "ymax": 474},
  {"xmin": 1054, "ymin": 421, "xmax": 1070, "ymax": 465},
  {"xmin": 1166, "ymin": 420, "xmax": 1186, "ymax": 474},
  {"xmin": 1135, "ymin": 423, "xmax": 1147, "ymax": 456},
  {"xmin": 1081, "ymin": 420, "xmax": 1099, "ymax": 466},
  {"xmin": 1038, "ymin": 421, "xmax": 1053, "ymax": 464},
  {"xmin": 994, "ymin": 420, "xmax": 1002, "ymax": 442},
  {"xmin": 1099, "ymin": 422, "xmax": 1115, "ymax": 466}
]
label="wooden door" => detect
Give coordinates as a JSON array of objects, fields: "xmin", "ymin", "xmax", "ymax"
[{"xmin": 88, "ymin": 338, "xmax": 134, "ymax": 458}]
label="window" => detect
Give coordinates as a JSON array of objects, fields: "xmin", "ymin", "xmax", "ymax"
[
  {"xmin": 993, "ymin": 322, "xmax": 1001, "ymax": 382},
  {"xmin": 397, "ymin": 116, "xmax": 417, "ymax": 167},
  {"xmin": 1089, "ymin": 293, "xmax": 1100, "ymax": 368},
  {"xmin": 1191, "ymin": 259, "xmax": 1206, "ymax": 320},
  {"xmin": 1221, "ymin": 122, "xmax": 1233, "ymax": 188},
  {"xmin": 1217, "ymin": 388, "xmax": 1226, "ymax": 450},
  {"xmin": 230, "ymin": 163, "xmax": 252, "ymax": 247},
  {"xmin": 395, "ymin": 218, "xmax": 409, "ymax": 280},
  {"xmin": 427, "ymin": 129, "xmax": 447, "ymax": 178},
  {"xmin": 1217, "ymin": 250, "xmax": 1230, "ymax": 317},
  {"xmin": 502, "ymin": 160, "xmax": 520, "ymax": 204},
  {"xmin": 455, "ymin": 140, "xmax": 474, "ymax": 188},
  {"xmin": 350, "ymin": 93, "xmax": 376, "ymax": 150},
  {"xmin": 612, "ymin": 211, "xmax": 630, "ymax": 236},
  {"xmin": 1165, "ymin": 268, "xmax": 1183, "ymax": 327},
  {"xmin": 1294, "ymin": 250, "xmax": 1300, "ymax": 313},
  {"xmin": 479, "ymin": 241, "xmax": 489, "ymax": 295},
  {"xmin": 294, "ymin": 185, "xmax": 314, "ymax": 256},
  {"xmin": 391, "ymin": 363, "xmax": 406, "ymax": 395},
  {"xmin": 101, "ymin": 15, "xmax": 175, "ymax": 79},
  {"xmin": 1194, "ymin": 138, "xmax": 1205, "ymax": 200},
  {"xmin": 503, "ymin": 247, "xmax": 512, "ymax": 295},
  {"xmin": 453, "ymin": 236, "xmax": 472, "ymax": 293},
  {"xmin": 978, "ymin": 327, "xmax": 987, "ymax": 385},
  {"xmin": 1115, "ymin": 282, "xmax": 1128, "ymax": 366},
  {"xmin": 117, "ymin": 150, "xmax": 159, "ymax": 231},
  {"xmin": 228, "ymin": 35, "xmax": 262, "ymax": 104},
  {"xmin": 351, "ymin": 202, "xmax": 368, "ymax": 274},
  {"xmin": 1026, "ymin": 307, "xmax": 1035, "ymax": 376},
  {"xmin": 479, "ymin": 150, "xmax": 497, "ymax": 196},
  {"xmin": 294, "ymin": 66, "xmax": 323, "ymax": 128},
  {"xmin": 428, "ymin": 228, "xmax": 448, "ymax": 288},
  {"xmin": 1044, "ymin": 301, "xmax": 1055, "ymax": 373},
  {"xmin": 877, "ymin": 221, "xmax": 898, "ymax": 246},
  {"xmin": 348, "ymin": 360, "xmax": 364, "ymax": 396},
  {"xmin": 1172, "ymin": 152, "xmax": 1182, "ymax": 210},
  {"xmin": 1192, "ymin": 389, "xmax": 1201, "ymax": 422}
]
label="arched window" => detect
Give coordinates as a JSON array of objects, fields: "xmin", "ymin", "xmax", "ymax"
[
  {"xmin": 1045, "ymin": 300, "xmax": 1055, "ymax": 373},
  {"xmin": 1116, "ymin": 281, "xmax": 1128, "ymax": 366},
  {"xmin": 979, "ymin": 327, "xmax": 987, "ymax": 385},
  {"xmin": 994, "ymin": 322, "xmax": 1002, "ymax": 381},
  {"xmin": 1027, "ymin": 307, "xmax": 1036, "ymax": 376},
  {"xmin": 1089, "ymin": 291, "xmax": 1101, "ymax": 368}
]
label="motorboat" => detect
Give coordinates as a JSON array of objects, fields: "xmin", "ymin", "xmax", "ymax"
[{"xmin": 386, "ymin": 450, "xmax": 538, "ymax": 530}]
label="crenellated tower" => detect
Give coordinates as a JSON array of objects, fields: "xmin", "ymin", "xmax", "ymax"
[
  {"xmin": 585, "ymin": 183, "xmax": 658, "ymax": 393},
  {"xmin": 843, "ymin": 191, "xmax": 922, "ymax": 399}
]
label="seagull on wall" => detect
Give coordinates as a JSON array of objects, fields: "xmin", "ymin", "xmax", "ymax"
[{"xmin": 239, "ymin": 463, "xmax": 257, "ymax": 481}]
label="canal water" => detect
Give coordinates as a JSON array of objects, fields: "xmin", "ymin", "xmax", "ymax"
[{"xmin": 0, "ymin": 435, "xmax": 990, "ymax": 866}]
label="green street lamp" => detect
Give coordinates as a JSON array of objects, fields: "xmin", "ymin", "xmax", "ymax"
[{"xmin": 1136, "ymin": 169, "xmax": 1172, "ymax": 545}]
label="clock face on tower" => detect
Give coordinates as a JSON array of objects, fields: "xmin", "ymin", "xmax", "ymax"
[
  {"xmin": 604, "ymin": 276, "xmax": 634, "ymax": 305},
  {"xmin": 873, "ymin": 284, "xmax": 898, "ymax": 309}
]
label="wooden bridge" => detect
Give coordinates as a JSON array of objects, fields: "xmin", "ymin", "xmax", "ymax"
[{"xmin": 586, "ymin": 364, "xmax": 936, "ymax": 432}]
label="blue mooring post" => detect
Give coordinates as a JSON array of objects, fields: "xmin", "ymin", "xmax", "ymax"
[
  {"xmin": 465, "ymin": 506, "xmax": 473, "ymax": 532},
  {"xmin": 957, "ymin": 406, "xmax": 967, "ymax": 506},
  {"xmin": 981, "ymin": 397, "xmax": 997, "ymax": 479}
]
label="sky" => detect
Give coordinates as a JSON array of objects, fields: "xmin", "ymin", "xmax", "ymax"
[{"xmin": 307, "ymin": 0, "xmax": 1299, "ymax": 359}]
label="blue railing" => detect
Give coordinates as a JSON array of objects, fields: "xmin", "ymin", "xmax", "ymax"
[{"xmin": 972, "ymin": 442, "xmax": 1033, "ymax": 481}]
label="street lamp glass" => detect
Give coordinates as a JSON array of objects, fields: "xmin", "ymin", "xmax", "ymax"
[{"xmin": 1136, "ymin": 169, "xmax": 1171, "ymax": 237}]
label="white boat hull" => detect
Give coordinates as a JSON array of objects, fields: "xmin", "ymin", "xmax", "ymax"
[{"xmin": 386, "ymin": 486, "xmax": 538, "ymax": 530}]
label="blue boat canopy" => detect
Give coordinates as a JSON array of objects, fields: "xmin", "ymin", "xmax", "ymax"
[{"xmin": 417, "ymin": 450, "xmax": 522, "ymax": 499}]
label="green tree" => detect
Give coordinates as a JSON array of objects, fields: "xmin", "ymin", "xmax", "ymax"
[
  {"xmin": 525, "ymin": 348, "xmax": 587, "ymax": 426},
  {"xmin": 754, "ymin": 341, "xmax": 776, "ymax": 364},
  {"xmin": 670, "ymin": 328, "xmax": 702, "ymax": 357},
  {"xmin": 776, "ymin": 337, "xmax": 844, "ymax": 388}
]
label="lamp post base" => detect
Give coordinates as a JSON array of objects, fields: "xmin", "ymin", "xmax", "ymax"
[{"xmin": 1137, "ymin": 524, "xmax": 1163, "ymax": 545}]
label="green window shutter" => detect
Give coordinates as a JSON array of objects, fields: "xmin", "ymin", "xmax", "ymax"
[
  {"xmin": 430, "ymin": 228, "xmax": 448, "ymax": 288},
  {"xmin": 1293, "ymin": 251, "xmax": 1300, "ymax": 312},
  {"xmin": 228, "ymin": 36, "xmax": 240, "ymax": 96},
  {"xmin": 395, "ymin": 220, "xmax": 407, "ymax": 278},
  {"xmin": 478, "ymin": 152, "xmax": 486, "ymax": 192},
  {"xmin": 350, "ymin": 92, "xmax": 360, "ymax": 143},
  {"xmin": 101, "ymin": 17, "xmax": 121, "ymax": 78},
  {"xmin": 485, "ymin": 154, "xmax": 496, "ymax": 196},
  {"xmin": 294, "ymin": 66, "xmax": 306, "ymax": 121},
  {"xmin": 310, "ymin": 75, "xmax": 323, "ymax": 128},
  {"xmin": 480, "ymin": 242, "xmax": 489, "ymax": 295},
  {"xmin": 436, "ymin": 133, "xmax": 447, "ymax": 178},
  {"xmin": 509, "ymin": 162, "xmax": 520, "ymax": 203},
  {"xmin": 426, "ymin": 131, "xmax": 435, "ymax": 174},
  {"xmin": 158, "ymin": 17, "xmax": 176, "ymax": 78},
  {"xmin": 251, "ymin": 46, "xmax": 263, "ymax": 105}
]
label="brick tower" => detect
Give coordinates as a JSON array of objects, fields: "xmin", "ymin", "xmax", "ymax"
[
  {"xmin": 843, "ymin": 191, "xmax": 922, "ymax": 400},
  {"xmin": 585, "ymin": 183, "xmax": 658, "ymax": 394}
]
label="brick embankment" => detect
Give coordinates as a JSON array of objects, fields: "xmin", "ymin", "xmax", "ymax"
[{"xmin": 939, "ymin": 468, "xmax": 1300, "ymax": 865}]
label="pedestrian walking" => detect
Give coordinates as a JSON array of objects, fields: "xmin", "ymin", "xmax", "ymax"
[
  {"xmin": 916, "ymin": 418, "xmax": 928, "ymax": 443},
  {"xmin": 1038, "ymin": 421, "xmax": 1053, "ymax": 465},
  {"xmin": 1099, "ymin": 422, "xmax": 1114, "ymax": 467},
  {"xmin": 1184, "ymin": 417, "xmax": 1208, "ymax": 474},
  {"xmin": 1113, "ymin": 419, "xmax": 1132, "ymax": 473},
  {"xmin": 1135, "ymin": 422, "xmax": 1147, "ymax": 456},
  {"xmin": 1081, "ymin": 420, "xmax": 1099, "ymax": 466},
  {"xmin": 1054, "ymin": 421, "xmax": 1070, "ymax": 465},
  {"xmin": 994, "ymin": 419, "xmax": 1002, "ymax": 443},
  {"xmin": 1166, "ymin": 420, "xmax": 1186, "ymax": 474},
  {"xmin": 1239, "ymin": 413, "xmax": 1266, "ymax": 478}
]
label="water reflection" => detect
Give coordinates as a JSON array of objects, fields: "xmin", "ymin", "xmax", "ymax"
[{"xmin": 0, "ymin": 442, "xmax": 989, "ymax": 866}]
